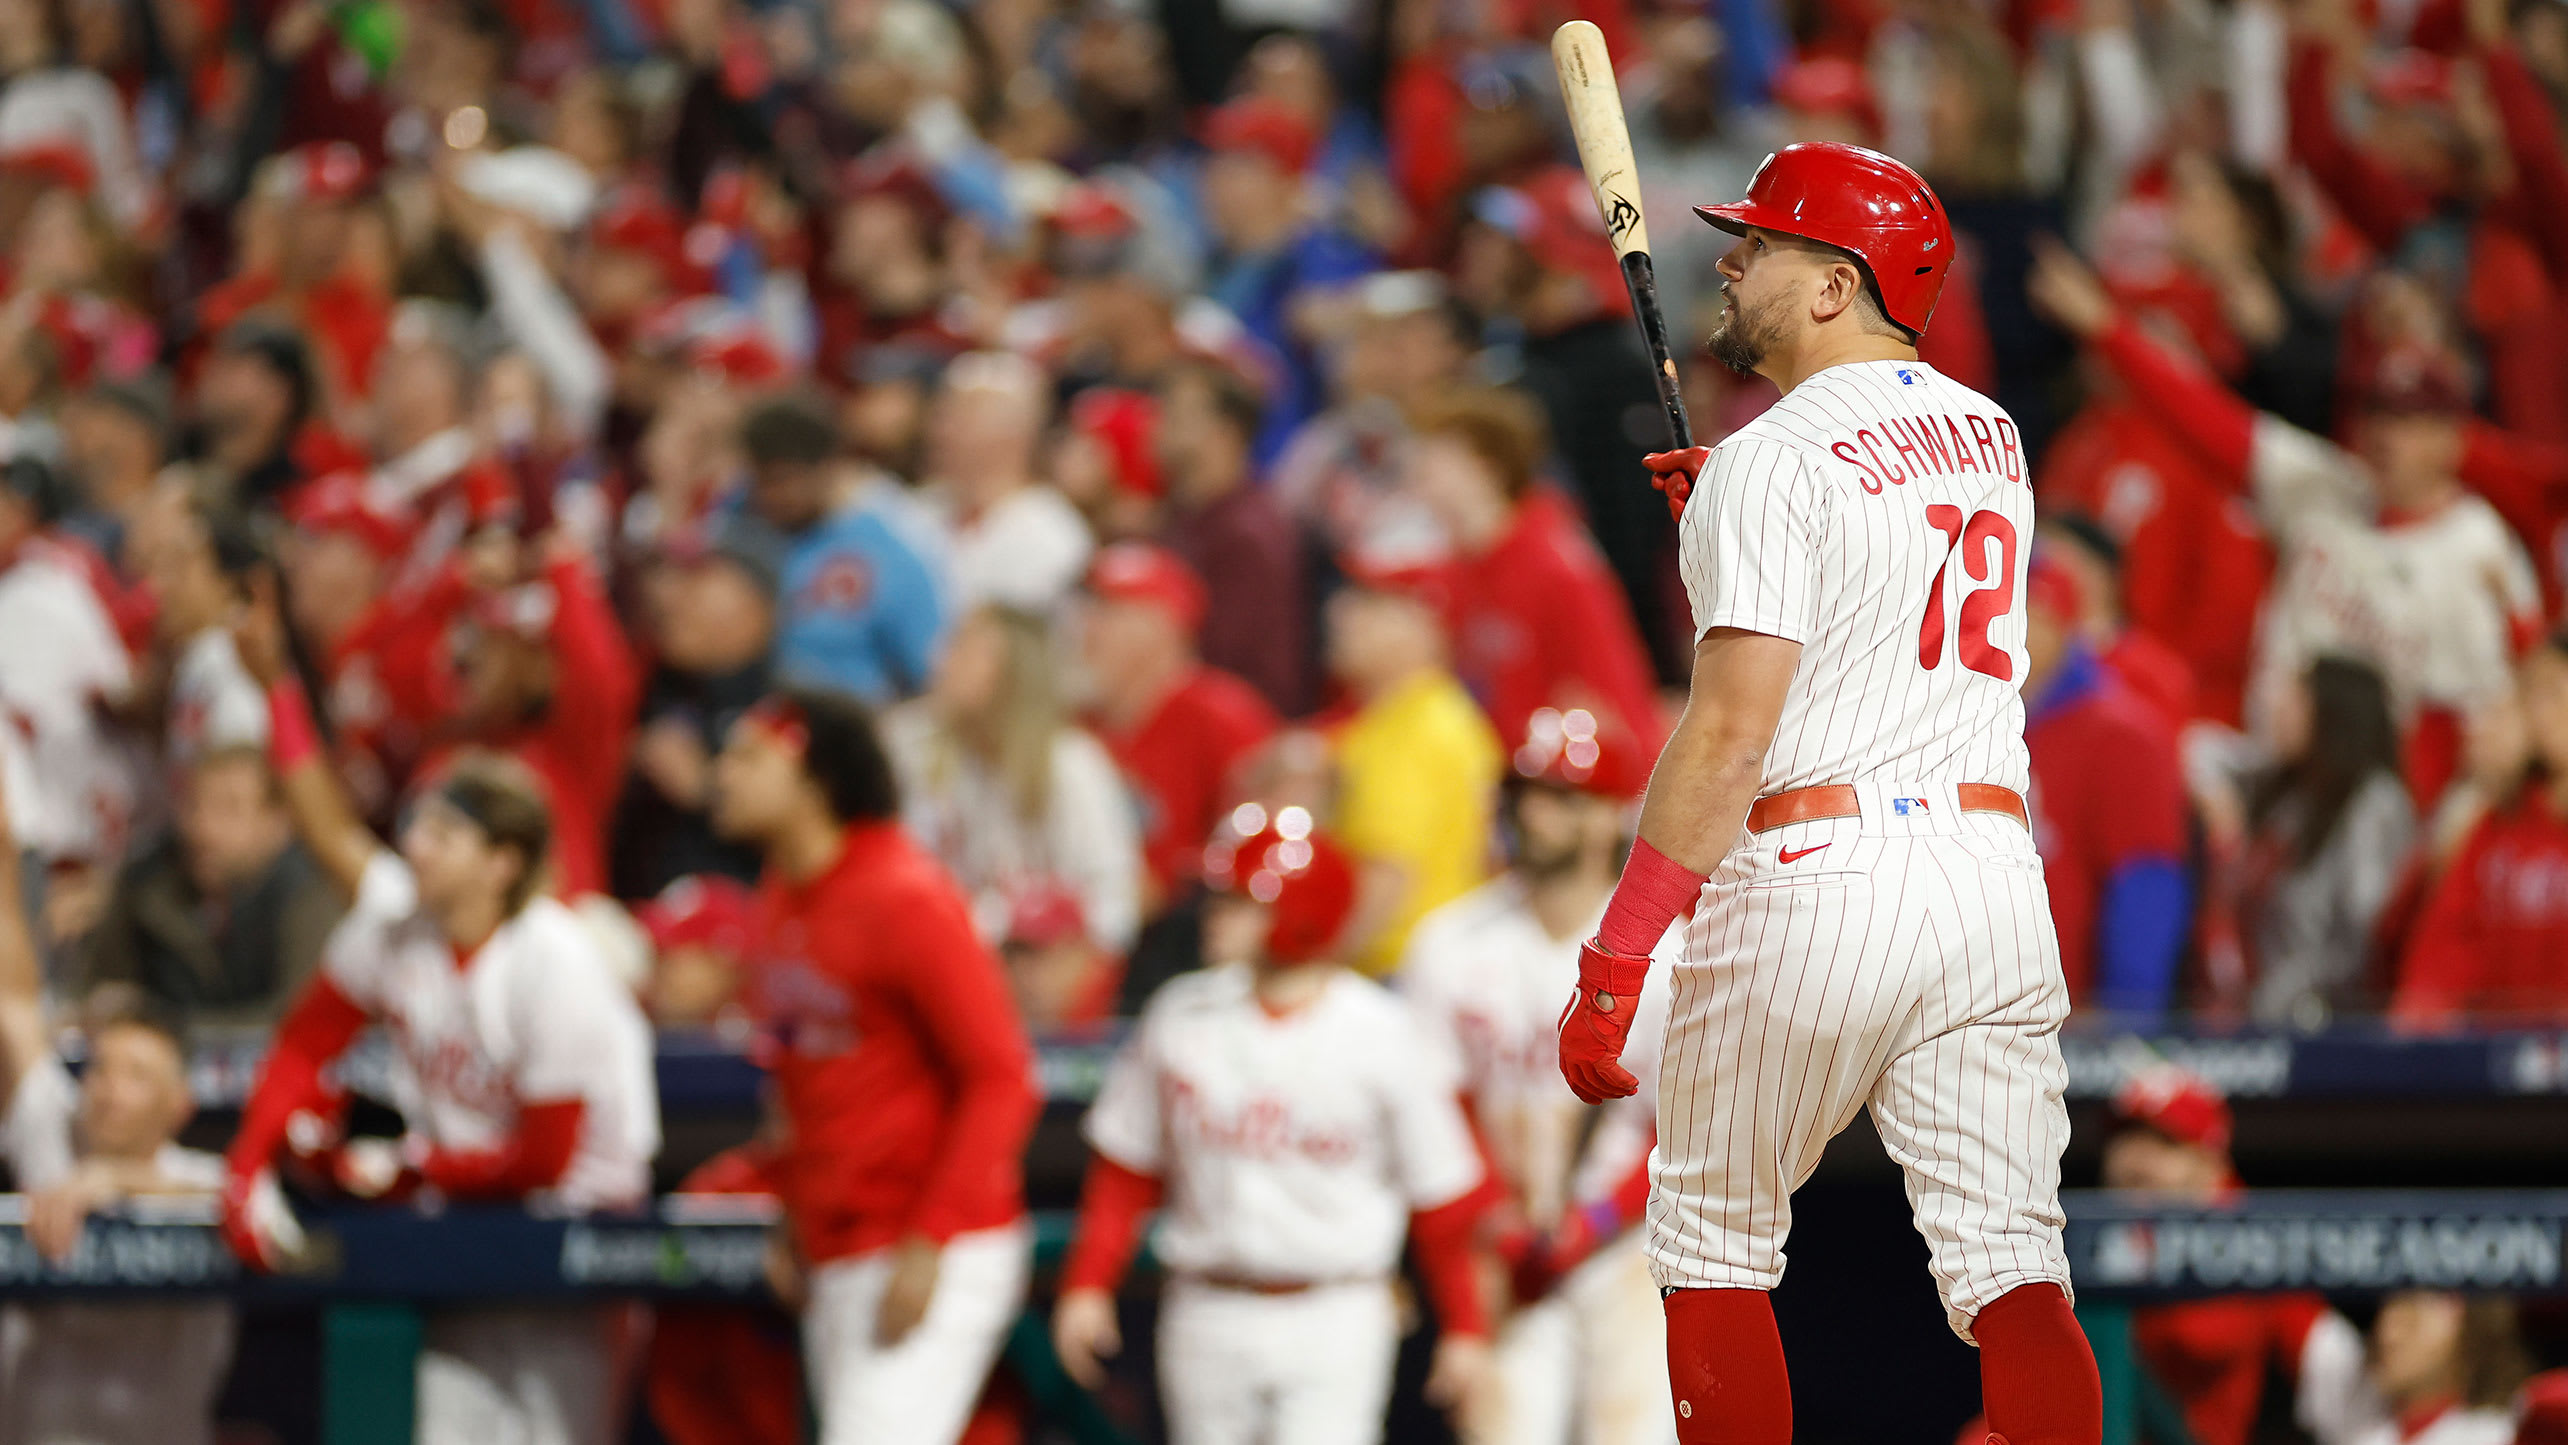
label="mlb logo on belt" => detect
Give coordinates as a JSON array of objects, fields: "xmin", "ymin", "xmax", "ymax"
[{"xmin": 1891, "ymin": 797, "xmax": 1930, "ymax": 816}]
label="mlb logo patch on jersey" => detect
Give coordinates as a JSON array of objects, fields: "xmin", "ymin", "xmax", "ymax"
[
  {"xmin": 1895, "ymin": 368, "xmax": 1921, "ymax": 385},
  {"xmin": 1891, "ymin": 797, "xmax": 1930, "ymax": 816}
]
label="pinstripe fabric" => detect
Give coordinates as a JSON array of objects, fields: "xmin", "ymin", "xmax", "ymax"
[{"xmin": 1649, "ymin": 361, "xmax": 2073, "ymax": 1342}]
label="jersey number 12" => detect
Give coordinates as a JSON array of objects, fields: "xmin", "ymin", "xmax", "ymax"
[{"xmin": 1916, "ymin": 506, "xmax": 2017, "ymax": 681}]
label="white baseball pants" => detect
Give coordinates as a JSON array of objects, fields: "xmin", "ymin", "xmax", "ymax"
[
  {"xmin": 803, "ymin": 1219, "xmax": 1030, "ymax": 1445},
  {"xmin": 1647, "ymin": 782, "xmax": 2076, "ymax": 1340},
  {"xmin": 1156, "ymin": 1278, "xmax": 1399, "ymax": 1445},
  {"xmin": 416, "ymin": 1305, "xmax": 618, "ymax": 1445},
  {"xmin": 1484, "ymin": 1231, "xmax": 1678, "ymax": 1445}
]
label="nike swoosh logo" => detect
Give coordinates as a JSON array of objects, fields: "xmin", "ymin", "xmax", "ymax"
[{"xmin": 1777, "ymin": 844, "xmax": 1830, "ymax": 864}]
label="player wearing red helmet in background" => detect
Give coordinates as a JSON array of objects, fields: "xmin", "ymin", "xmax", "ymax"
[
  {"xmin": 1053, "ymin": 806, "xmax": 1493, "ymax": 1445},
  {"xmin": 1399, "ymin": 709, "xmax": 1678, "ymax": 1445},
  {"xmin": 1568, "ymin": 141, "xmax": 2101, "ymax": 1445},
  {"xmin": 706, "ymin": 688, "xmax": 1040, "ymax": 1445}
]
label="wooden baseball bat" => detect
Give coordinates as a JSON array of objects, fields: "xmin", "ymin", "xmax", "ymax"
[{"xmin": 1551, "ymin": 19, "xmax": 1694, "ymax": 452}]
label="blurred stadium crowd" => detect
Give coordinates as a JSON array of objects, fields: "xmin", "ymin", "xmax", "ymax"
[{"xmin": 0, "ymin": 0, "xmax": 2561, "ymax": 1433}]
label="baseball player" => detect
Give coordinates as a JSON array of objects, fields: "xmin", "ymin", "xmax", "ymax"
[
  {"xmin": 1052, "ymin": 803, "xmax": 1493, "ymax": 1444},
  {"xmin": 1398, "ymin": 707, "xmax": 1677, "ymax": 1445},
  {"xmin": 706, "ymin": 687, "xmax": 1040, "ymax": 1445},
  {"xmin": 218, "ymin": 591, "xmax": 660, "ymax": 1445},
  {"xmin": 1556, "ymin": 143, "xmax": 2100, "ymax": 1445}
]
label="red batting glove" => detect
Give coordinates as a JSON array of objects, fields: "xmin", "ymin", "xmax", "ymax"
[
  {"xmin": 1558, "ymin": 938, "xmax": 1650, "ymax": 1104},
  {"xmin": 1511, "ymin": 1199, "xmax": 1617, "ymax": 1303},
  {"xmin": 1644, "ymin": 446, "xmax": 1711, "ymax": 523}
]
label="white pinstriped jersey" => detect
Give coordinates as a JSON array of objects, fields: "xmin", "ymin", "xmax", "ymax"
[{"xmin": 1680, "ymin": 360, "xmax": 2033, "ymax": 796}]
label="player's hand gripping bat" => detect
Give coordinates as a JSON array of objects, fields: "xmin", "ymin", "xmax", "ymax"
[{"xmin": 1551, "ymin": 20, "xmax": 1703, "ymax": 518}]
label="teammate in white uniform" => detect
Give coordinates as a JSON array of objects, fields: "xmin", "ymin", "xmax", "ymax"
[
  {"xmin": 1053, "ymin": 804, "xmax": 1492, "ymax": 1445},
  {"xmin": 1554, "ymin": 144, "xmax": 2100, "ymax": 1445},
  {"xmin": 1399, "ymin": 708, "xmax": 1676, "ymax": 1445},
  {"xmin": 218, "ymin": 594, "xmax": 657, "ymax": 1445}
]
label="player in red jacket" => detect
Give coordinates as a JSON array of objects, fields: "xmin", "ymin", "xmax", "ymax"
[{"xmin": 708, "ymin": 687, "xmax": 1041, "ymax": 1445}]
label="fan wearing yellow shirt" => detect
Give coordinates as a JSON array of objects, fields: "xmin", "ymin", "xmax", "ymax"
[{"xmin": 1322, "ymin": 561, "xmax": 1504, "ymax": 975}]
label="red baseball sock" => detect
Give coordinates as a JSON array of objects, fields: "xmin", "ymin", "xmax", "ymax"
[
  {"xmin": 1663, "ymin": 1288, "xmax": 1792, "ymax": 1445},
  {"xmin": 1974, "ymin": 1284, "xmax": 2102, "ymax": 1445}
]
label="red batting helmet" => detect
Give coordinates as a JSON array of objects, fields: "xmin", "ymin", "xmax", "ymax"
[
  {"xmin": 1510, "ymin": 707, "xmax": 1647, "ymax": 798},
  {"xmin": 1202, "ymin": 802, "xmax": 1357, "ymax": 965},
  {"xmin": 1693, "ymin": 142, "xmax": 1955, "ymax": 336},
  {"xmin": 2111, "ymin": 1065, "xmax": 2232, "ymax": 1153}
]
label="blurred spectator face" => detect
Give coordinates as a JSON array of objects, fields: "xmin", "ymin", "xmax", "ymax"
[
  {"xmin": 844, "ymin": 375, "xmax": 928, "ymax": 474},
  {"xmin": 1203, "ymin": 149, "xmax": 1294, "ymax": 251},
  {"xmin": 2371, "ymin": 1292, "xmax": 2468, "ymax": 1403},
  {"xmin": 1404, "ymin": 432, "xmax": 1507, "ymax": 536},
  {"xmin": 749, "ymin": 456, "xmax": 832, "ymax": 533},
  {"xmin": 709, "ymin": 718, "xmax": 810, "ymax": 843},
  {"xmin": 550, "ymin": 71, "xmax": 631, "ymax": 178},
  {"xmin": 280, "ymin": 196, "xmax": 355, "ymax": 290},
  {"xmin": 2524, "ymin": 3, "xmax": 2568, "ymax": 93},
  {"xmin": 1202, "ymin": 894, "xmax": 1273, "ymax": 966},
  {"xmin": 458, "ymin": 618, "xmax": 555, "ymax": 730},
  {"xmin": 927, "ymin": 362, "xmax": 1045, "ymax": 497},
  {"xmin": 832, "ymin": 195, "xmax": 940, "ymax": 316},
  {"xmin": 2521, "ymin": 644, "xmax": 2568, "ymax": 774},
  {"xmin": 930, "ymin": 608, "xmax": 1010, "ymax": 722},
  {"xmin": 398, "ymin": 794, "xmax": 525, "ymax": 917},
  {"xmin": 654, "ymin": 555, "xmax": 775, "ymax": 675},
  {"xmin": 1923, "ymin": 28, "xmax": 2023, "ymax": 192},
  {"xmin": 2098, "ymin": 1126, "xmax": 2225, "ymax": 1199},
  {"xmin": 281, "ymin": 529, "xmax": 385, "ymax": 652},
  {"xmin": 198, "ymin": 350, "xmax": 297, "ymax": 471},
  {"xmin": 393, "ymin": 3, "xmax": 502, "ymax": 116},
  {"xmin": 178, "ymin": 750, "xmax": 292, "ymax": 897},
  {"xmin": 66, "ymin": 0, "xmax": 122, "ymax": 69},
  {"xmin": 1243, "ymin": 34, "xmax": 1333, "ymax": 128},
  {"xmin": 137, "ymin": 490, "xmax": 231, "ymax": 642},
  {"xmin": 0, "ymin": 0, "xmax": 56, "ymax": 71},
  {"xmin": 2023, "ymin": 587, "xmax": 2071, "ymax": 687},
  {"xmin": 1325, "ymin": 587, "xmax": 1440, "ymax": 694},
  {"xmin": 578, "ymin": 243, "xmax": 668, "ymax": 327},
  {"xmin": 1080, "ymin": 593, "xmax": 1184, "ymax": 700},
  {"xmin": 649, "ymin": 940, "xmax": 738, "ymax": 1026},
  {"xmin": 1152, "ymin": 368, "xmax": 1249, "ymax": 500},
  {"xmin": 2268, "ymin": 669, "xmax": 2317, "ymax": 765},
  {"xmin": 1453, "ymin": 220, "xmax": 1532, "ymax": 320},
  {"xmin": 1510, "ymin": 784, "xmax": 1620, "ymax": 879},
  {"xmin": 14, "ymin": 186, "xmax": 97, "ymax": 293},
  {"xmin": 372, "ymin": 336, "xmax": 468, "ymax": 455},
  {"xmin": 2358, "ymin": 412, "xmax": 2465, "ymax": 510},
  {"xmin": 59, "ymin": 391, "xmax": 163, "ymax": 507},
  {"xmin": 76, "ymin": 1021, "xmax": 191, "ymax": 1161}
]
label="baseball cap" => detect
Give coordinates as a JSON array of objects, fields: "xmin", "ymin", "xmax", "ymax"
[
  {"xmin": 2111, "ymin": 1065, "xmax": 2232, "ymax": 1152},
  {"xmin": 1086, "ymin": 541, "xmax": 1206, "ymax": 631},
  {"xmin": 638, "ymin": 874, "xmax": 758, "ymax": 959},
  {"xmin": 2358, "ymin": 344, "xmax": 2472, "ymax": 418},
  {"xmin": 267, "ymin": 142, "xmax": 373, "ymax": 204},
  {"xmin": 1510, "ymin": 706, "xmax": 1647, "ymax": 798},
  {"xmin": 1201, "ymin": 96, "xmax": 1319, "ymax": 175},
  {"xmin": 284, "ymin": 471, "xmax": 412, "ymax": 561},
  {"xmin": 1066, "ymin": 388, "xmax": 1162, "ymax": 499},
  {"xmin": 0, "ymin": 138, "xmax": 94, "ymax": 196},
  {"xmin": 1341, "ymin": 554, "xmax": 1457, "ymax": 616},
  {"xmin": 2024, "ymin": 552, "xmax": 2085, "ymax": 622},
  {"xmin": 1002, "ymin": 882, "xmax": 1089, "ymax": 949}
]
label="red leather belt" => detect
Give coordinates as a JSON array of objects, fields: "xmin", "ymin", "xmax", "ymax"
[{"xmin": 1744, "ymin": 783, "xmax": 2029, "ymax": 834}]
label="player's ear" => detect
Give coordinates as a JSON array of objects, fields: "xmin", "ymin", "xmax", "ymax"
[{"xmin": 1813, "ymin": 260, "xmax": 1862, "ymax": 326}]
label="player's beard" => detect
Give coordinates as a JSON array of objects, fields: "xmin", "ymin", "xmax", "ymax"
[{"xmin": 1708, "ymin": 285, "xmax": 1788, "ymax": 373}]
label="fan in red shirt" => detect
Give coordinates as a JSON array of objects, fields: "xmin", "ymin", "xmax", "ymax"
[
  {"xmin": 1404, "ymin": 386, "xmax": 1666, "ymax": 753},
  {"xmin": 707, "ymin": 688, "xmax": 1040, "ymax": 1445},
  {"xmin": 194, "ymin": 143, "xmax": 392, "ymax": 403},
  {"xmin": 1079, "ymin": 542, "xmax": 1278, "ymax": 909},
  {"xmin": 427, "ymin": 540, "xmax": 638, "ymax": 898},
  {"xmin": 2395, "ymin": 629, "xmax": 2568, "ymax": 1028}
]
